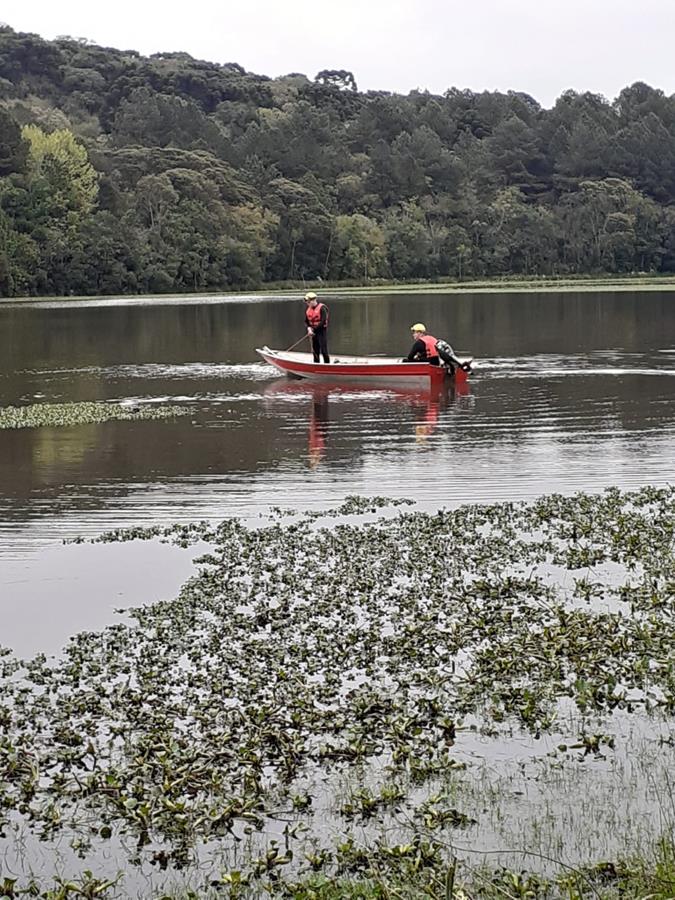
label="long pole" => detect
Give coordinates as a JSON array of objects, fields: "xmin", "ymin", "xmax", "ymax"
[{"xmin": 286, "ymin": 333, "xmax": 310, "ymax": 352}]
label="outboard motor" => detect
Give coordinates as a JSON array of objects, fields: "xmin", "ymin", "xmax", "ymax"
[{"xmin": 436, "ymin": 339, "xmax": 472, "ymax": 373}]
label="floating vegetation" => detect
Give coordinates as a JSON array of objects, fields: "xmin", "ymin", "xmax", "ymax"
[
  {"xmin": 1, "ymin": 486, "xmax": 675, "ymax": 895},
  {"xmin": 0, "ymin": 401, "xmax": 191, "ymax": 430}
]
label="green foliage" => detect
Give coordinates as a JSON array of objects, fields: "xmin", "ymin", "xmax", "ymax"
[
  {"xmin": 315, "ymin": 69, "xmax": 358, "ymax": 92},
  {"xmin": 4, "ymin": 29, "xmax": 675, "ymax": 295},
  {"xmin": 0, "ymin": 401, "xmax": 190, "ymax": 429},
  {"xmin": 0, "ymin": 207, "xmax": 39, "ymax": 294},
  {"xmin": 331, "ymin": 214, "xmax": 387, "ymax": 280},
  {"xmin": 0, "ymin": 107, "xmax": 28, "ymax": 175},
  {"xmin": 111, "ymin": 86, "xmax": 228, "ymax": 155},
  {"xmin": 22, "ymin": 124, "xmax": 98, "ymax": 222}
]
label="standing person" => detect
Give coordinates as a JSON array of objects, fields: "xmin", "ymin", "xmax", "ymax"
[
  {"xmin": 304, "ymin": 292, "xmax": 330, "ymax": 363},
  {"xmin": 404, "ymin": 323, "xmax": 440, "ymax": 365}
]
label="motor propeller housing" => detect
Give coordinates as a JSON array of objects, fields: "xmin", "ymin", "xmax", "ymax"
[{"xmin": 435, "ymin": 339, "xmax": 472, "ymax": 373}]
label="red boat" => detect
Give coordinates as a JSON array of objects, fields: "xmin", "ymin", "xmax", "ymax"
[{"xmin": 256, "ymin": 347, "xmax": 472, "ymax": 387}]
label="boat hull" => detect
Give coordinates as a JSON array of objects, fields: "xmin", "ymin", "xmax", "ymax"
[{"xmin": 256, "ymin": 347, "xmax": 470, "ymax": 386}]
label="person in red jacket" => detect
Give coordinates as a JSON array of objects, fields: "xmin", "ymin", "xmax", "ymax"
[
  {"xmin": 404, "ymin": 323, "xmax": 440, "ymax": 364},
  {"xmin": 304, "ymin": 292, "xmax": 330, "ymax": 363}
]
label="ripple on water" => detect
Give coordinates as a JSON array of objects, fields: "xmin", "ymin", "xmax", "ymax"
[
  {"xmin": 14, "ymin": 362, "xmax": 278, "ymax": 380},
  {"xmin": 477, "ymin": 350, "xmax": 675, "ymax": 377}
]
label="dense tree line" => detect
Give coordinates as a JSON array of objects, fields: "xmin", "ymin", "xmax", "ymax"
[{"xmin": 2, "ymin": 25, "xmax": 675, "ymax": 296}]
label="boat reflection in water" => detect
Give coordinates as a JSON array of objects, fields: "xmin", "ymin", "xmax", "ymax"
[
  {"xmin": 412, "ymin": 380, "xmax": 470, "ymax": 445},
  {"xmin": 308, "ymin": 389, "xmax": 330, "ymax": 469},
  {"xmin": 264, "ymin": 378, "xmax": 471, "ymax": 469}
]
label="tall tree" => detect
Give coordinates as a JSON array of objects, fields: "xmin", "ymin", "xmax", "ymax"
[
  {"xmin": 0, "ymin": 108, "xmax": 28, "ymax": 176},
  {"xmin": 22, "ymin": 124, "xmax": 98, "ymax": 225}
]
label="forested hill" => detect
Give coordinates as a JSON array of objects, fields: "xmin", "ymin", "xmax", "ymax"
[{"xmin": 2, "ymin": 26, "xmax": 675, "ymax": 296}]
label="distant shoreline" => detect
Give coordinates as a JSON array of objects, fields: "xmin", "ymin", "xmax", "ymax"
[{"xmin": 3, "ymin": 274, "xmax": 675, "ymax": 304}]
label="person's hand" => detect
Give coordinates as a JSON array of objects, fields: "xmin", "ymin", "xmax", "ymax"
[{"xmin": 307, "ymin": 327, "xmax": 314, "ymax": 335}]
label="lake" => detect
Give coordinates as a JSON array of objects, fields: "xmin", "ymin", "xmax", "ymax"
[
  {"xmin": 0, "ymin": 288, "xmax": 674, "ymax": 654},
  {"xmin": 1, "ymin": 288, "xmax": 674, "ymax": 892}
]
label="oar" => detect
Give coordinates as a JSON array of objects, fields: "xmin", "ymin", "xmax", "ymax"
[{"xmin": 286, "ymin": 333, "xmax": 310, "ymax": 352}]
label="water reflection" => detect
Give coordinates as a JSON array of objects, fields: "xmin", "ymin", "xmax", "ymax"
[
  {"xmin": 263, "ymin": 379, "xmax": 473, "ymax": 468},
  {"xmin": 308, "ymin": 390, "xmax": 329, "ymax": 469},
  {"xmin": 0, "ymin": 290, "xmax": 673, "ymax": 556},
  {"xmin": 1, "ymin": 289, "xmax": 674, "ymax": 650},
  {"xmin": 414, "ymin": 381, "xmax": 471, "ymax": 444}
]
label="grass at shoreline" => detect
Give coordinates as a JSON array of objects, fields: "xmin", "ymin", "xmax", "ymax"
[
  {"xmin": 284, "ymin": 836, "xmax": 675, "ymax": 899},
  {"xmin": 1, "ymin": 835, "xmax": 673, "ymax": 897},
  {"xmin": 4, "ymin": 273, "xmax": 675, "ymax": 304}
]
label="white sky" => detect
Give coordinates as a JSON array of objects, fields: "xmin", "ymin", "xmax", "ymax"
[{"xmin": 2, "ymin": 0, "xmax": 674, "ymax": 108}]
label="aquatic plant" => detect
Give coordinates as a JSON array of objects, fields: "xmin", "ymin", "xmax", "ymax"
[
  {"xmin": 0, "ymin": 402, "xmax": 191, "ymax": 430},
  {"xmin": 1, "ymin": 486, "xmax": 674, "ymax": 895}
]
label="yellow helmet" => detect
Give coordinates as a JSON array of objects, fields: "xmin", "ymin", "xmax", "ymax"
[
  {"xmin": 411, "ymin": 323, "xmax": 426, "ymax": 333},
  {"xmin": 304, "ymin": 292, "xmax": 318, "ymax": 301}
]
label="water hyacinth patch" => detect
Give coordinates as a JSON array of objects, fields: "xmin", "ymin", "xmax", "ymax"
[
  {"xmin": 0, "ymin": 486, "xmax": 674, "ymax": 896},
  {"xmin": 0, "ymin": 401, "xmax": 191, "ymax": 430}
]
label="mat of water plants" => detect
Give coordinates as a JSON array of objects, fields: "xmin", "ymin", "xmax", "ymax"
[
  {"xmin": 0, "ymin": 401, "xmax": 191, "ymax": 430},
  {"xmin": 1, "ymin": 487, "xmax": 674, "ymax": 896}
]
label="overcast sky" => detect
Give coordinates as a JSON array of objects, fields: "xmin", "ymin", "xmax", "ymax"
[{"xmin": 2, "ymin": 0, "xmax": 673, "ymax": 108}]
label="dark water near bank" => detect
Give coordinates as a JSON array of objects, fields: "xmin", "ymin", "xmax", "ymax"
[{"xmin": 1, "ymin": 289, "xmax": 674, "ymax": 652}]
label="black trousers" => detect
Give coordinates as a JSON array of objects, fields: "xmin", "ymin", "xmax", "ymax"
[{"xmin": 311, "ymin": 328, "xmax": 329, "ymax": 363}]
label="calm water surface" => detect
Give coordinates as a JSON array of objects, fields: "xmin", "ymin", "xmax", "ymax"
[{"xmin": 1, "ymin": 289, "xmax": 674, "ymax": 652}]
